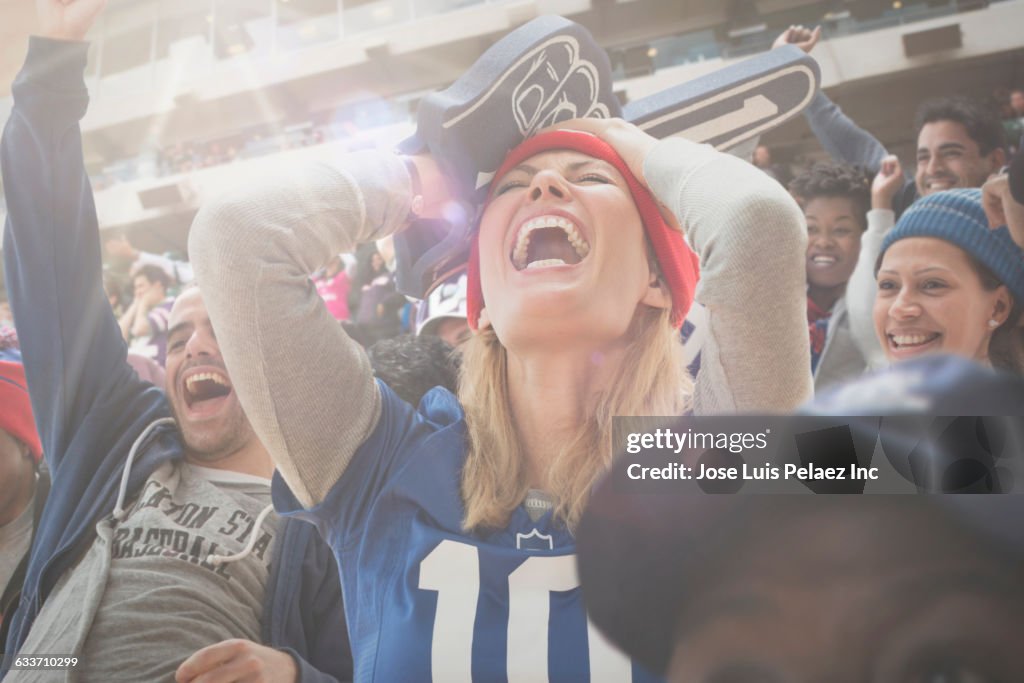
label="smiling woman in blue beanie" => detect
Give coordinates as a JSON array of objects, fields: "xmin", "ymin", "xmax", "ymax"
[{"xmin": 873, "ymin": 188, "xmax": 1024, "ymax": 373}]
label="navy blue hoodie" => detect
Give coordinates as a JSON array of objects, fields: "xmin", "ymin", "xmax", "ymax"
[{"xmin": 1, "ymin": 37, "xmax": 352, "ymax": 682}]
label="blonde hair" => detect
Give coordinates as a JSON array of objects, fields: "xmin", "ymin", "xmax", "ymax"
[{"xmin": 458, "ymin": 304, "xmax": 692, "ymax": 533}]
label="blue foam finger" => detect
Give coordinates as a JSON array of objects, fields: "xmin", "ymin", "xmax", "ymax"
[{"xmin": 394, "ymin": 19, "xmax": 820, "ymax": 299}]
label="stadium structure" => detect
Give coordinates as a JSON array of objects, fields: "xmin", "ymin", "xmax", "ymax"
[{"xmin": 0, "ymin": 0, "xmax": 1022, "ymax": 298}]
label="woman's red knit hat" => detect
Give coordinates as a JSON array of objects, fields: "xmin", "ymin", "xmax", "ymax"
[{"xmin": 466, "ymin": 130, "xmax": 700, "ymax": 330}]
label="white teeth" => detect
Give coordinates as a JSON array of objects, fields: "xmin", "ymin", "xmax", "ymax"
[
  {"xmin": 891, "ymin": 334, "xmax": 937, "ymax": 347},
  {"xmin": 811, "ymin": 255, "xmax": 836, "ymax": 265},
  {"xmin": 525, "ymin": 258, "xmax": 567, "ymax": 270},
  {"xmin": 511, "ymin": 215, "xmax": 591, "ymax": 270},
  {"xmin": 185, "ymin": 372, "xmax": 230, "ymax": 393}
]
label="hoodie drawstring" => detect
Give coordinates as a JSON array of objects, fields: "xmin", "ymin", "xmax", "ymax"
[
  {"xmin": 111, "ymin": 416, "xmax": 275, "ymax": 567},
  {"xmin": 112, "ymin": 417, "xmax": 176, "ymax": 522},
  {"xmin": 207, "ymin": 503, "xmax": 275, "ymax": 566}
]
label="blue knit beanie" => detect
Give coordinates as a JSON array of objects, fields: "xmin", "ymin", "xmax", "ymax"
[{"xmin": 879, "ymin": 188, "xmax": 1024, "ymax": 303}]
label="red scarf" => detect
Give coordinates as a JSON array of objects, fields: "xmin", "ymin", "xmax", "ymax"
[{"xmin": 807, "ymin": 296, "xmax": 832, "ymax": 371}]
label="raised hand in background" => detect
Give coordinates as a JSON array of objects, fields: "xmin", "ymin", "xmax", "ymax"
[{"xmin": 36, "ymin": 0, "xmax": 107, "ymax": 41}]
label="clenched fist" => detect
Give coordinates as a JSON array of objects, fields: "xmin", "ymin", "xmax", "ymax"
[{"xmin": 871, "ymin": 155, "xmax": 904, "ymax": 212}]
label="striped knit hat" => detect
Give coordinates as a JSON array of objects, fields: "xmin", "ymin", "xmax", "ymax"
[
  {"xmin": 879, "ymin": 188, "xmax": 1024, "ymax": 303},
  {"xmin": 466, "ymin": 130, "xmax": 700, "ymax": 331}
]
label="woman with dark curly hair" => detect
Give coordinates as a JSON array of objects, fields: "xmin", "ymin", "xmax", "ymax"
[{"xmin": 789, "ymin": 162, "xmax": 875, "ymax": 389}]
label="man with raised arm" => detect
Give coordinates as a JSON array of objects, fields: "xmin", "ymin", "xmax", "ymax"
[
  {"xmin": 775, "ymin": 25, "xmax": 1006, "ymax": 218},
  {"xmin": 1, "ymin": 1, "xmax": 350, "ymax": 680}
]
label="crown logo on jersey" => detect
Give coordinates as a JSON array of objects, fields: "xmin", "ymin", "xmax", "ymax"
[{"xmin": 516, "ymin": 529, "xmax": 554, "ymax": 552}]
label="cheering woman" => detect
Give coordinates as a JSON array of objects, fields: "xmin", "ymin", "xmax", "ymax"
[{"xmin": 189, "ymin": 117, "xmax": 812, "ymax": 680}]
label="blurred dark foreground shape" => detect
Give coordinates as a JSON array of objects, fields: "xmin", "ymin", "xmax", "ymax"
[{"xmin": 579, "ymin": 355, "xmax": 1024, "ymax": 681}]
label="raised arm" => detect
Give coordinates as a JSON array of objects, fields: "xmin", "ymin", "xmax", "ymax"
[
  {"xmin": 557, "ymin": 118, "xmax": 812, "ymax": 413},
  {"xmin": 772, "ymin": 25, "xmax": 890, "ymax": 174},
  {"xmin": 845, "ymin": 157, "xmax": 905, "ymax": 371},
  {"xmin": 188, "ymin": 152, "xmax": 433, "ymax": 507},
  {"xmin": 1, "ymin": 20, "xmax": 143, "ymax": 471},
  {"xmin": 982, "ymin": 163, "xmax": 1024, "ymax": 248},
  {"xmin": 803, "ymin": 91, "xmax": 890, "ymax": 174},
  {"xmin": 845, "ymin": 209, "xmax": 891, "ymax": 372},
  {"xmin": 645, "ymin": 140, "xmax": 812, "ymax": 413}
]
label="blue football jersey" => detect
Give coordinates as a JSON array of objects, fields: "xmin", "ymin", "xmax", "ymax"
[{"xmin": 274, "ymin": 381, "xmax": 660, "ymax": 682}]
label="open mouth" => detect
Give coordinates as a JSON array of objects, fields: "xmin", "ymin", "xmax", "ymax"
[
  {"xmin": 924, "ymin": 176, "xmax": 955, "ymax": 193},
  {"xmin": 511, "ymin": 215, "xmax": 590, "ymax": 271},
  {"xmin": 183, "ymin": 370, "xmax": 233, "ymax": 410},
  {"xmin": 809, "ymin": 254, "xmax": 838, "ymax": 268},
  {"xmin": 887, "ymin": 332, "xmax": 941, "ymax": 352}
]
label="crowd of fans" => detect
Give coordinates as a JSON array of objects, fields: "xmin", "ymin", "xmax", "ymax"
[
  {"xmin": 996, "ymin": 84, "xmax": 1024, "ymax": 156},
  {"xmin": 90, "ymin": 116, "xmax": 398, "ymax": 191},
  {"xmin": 92, "ymin": 233, "xmax": 423, "ymax": 387},
  {"xmin": 156, "ymin": 126, "xmax": 328, "ymax": 177},
  {"xmin": 1, "ymin": 5, "xmax": 1023, "ymax": 683}
]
